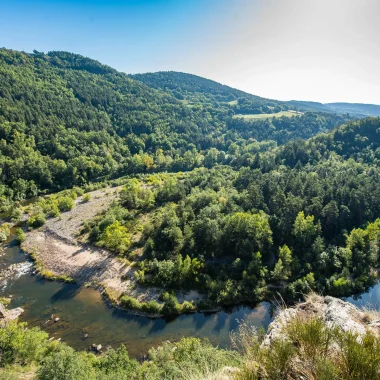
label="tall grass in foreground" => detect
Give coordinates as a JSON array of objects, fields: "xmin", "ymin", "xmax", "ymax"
[{"xmin": 2, "ymin": 294, "xmax": 380, "ymax": 379}]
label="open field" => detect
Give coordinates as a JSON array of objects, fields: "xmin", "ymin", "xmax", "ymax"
[{"xmin": 233, "ymin": 110, "xmax": 303, "ymax": 119}]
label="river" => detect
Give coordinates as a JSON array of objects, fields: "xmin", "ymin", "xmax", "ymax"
[
  {"xmin": 0, "ymin": 238, "xmax": 273, "ymax": 358},
  {"xmin": 2, "ymin": 234, "xmax": 380, "ymax": 358}
]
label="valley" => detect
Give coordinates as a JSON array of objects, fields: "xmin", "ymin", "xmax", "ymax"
[{"xmin": 1, "ymin": 47, "xmax": 380, "ymax": 379}]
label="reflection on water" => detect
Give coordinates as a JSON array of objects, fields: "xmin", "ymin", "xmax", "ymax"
[
  {"xmin": 4, "ymin": 237, "xmax": 380, "ymax": 358},
  {"xmin": 345, "ymin": 282, "xmax": 380, "ymax": 311},
  {"xmin": 0, "ymin": 243, "xmax": 274, "ymax": 358}
]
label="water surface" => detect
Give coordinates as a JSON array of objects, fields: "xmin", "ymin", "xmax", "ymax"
[
  {"xmin": 3, "ymin": 236, "xmax": 380, "ymax": 358},
  {"xmin": 0, "ymin": 242, "xmax": 273, "ymax": 358}
]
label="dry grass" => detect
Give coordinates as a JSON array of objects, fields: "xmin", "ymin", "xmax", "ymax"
[{"xmin": 233, "ymin": 111, "xmax": 303, "ymax": 120}]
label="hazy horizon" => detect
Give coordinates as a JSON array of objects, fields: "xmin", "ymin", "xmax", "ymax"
[{"xmin": 2, "ymin": 0, "xmax": 379, "ymax": 104}]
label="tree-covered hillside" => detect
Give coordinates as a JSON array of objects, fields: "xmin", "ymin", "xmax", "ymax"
[
  {"xmin": 81, "ymin": 117, "xmax": 380, "ymax": 308},
  {"xmin": 0, "ymin": 49, "xmax": 349, "ymax": 207},
  {"xmin": 132, "ymin": 71, "xmax": 306, "ymax": 115}
]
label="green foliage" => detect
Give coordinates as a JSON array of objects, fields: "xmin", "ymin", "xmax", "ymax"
[
  {"xmin": 161, "ymin": 292, "xmax": 181, "ymax": 316},
  {"xmin": 95, "ymin": 345, "xmax": 138, "ymax": 377},
  {"xmin": 3, "ymin": 315, "xmax": 380, "ymax": 380},
  {"xmin": 0, "ymin": 321, "xmax": 49, "ymax": 366},
  {"xmin": 38, "ymin": 345, "xmax": 95, "ymax": 380},
  {"xmin": 15, "ymin": 228, "xmax": 26, "ymax": 244},
  {"xmin": 10, "ymin": 207, "xmax": 22, "ymax": 222},
  {"xmin": 119, "ymin": 295, "xmax": 161, "ymax": 315},
  {"xmin": 0, "ymin": 223, "xmax": 10, "ymax": 242},
  {"xmin": 27, "ymin": 213, "xmax": 46, "ymax": 229},
  {"xmin": 271, "ymin": 245, "xmax": 293, "ymax": 281},
  {"xmin": 223, "ymin": 211, "xmax": 272, "ymax": 258},
  {"xmin": 0, "ymin": 48, "xmax": 352, "ymax": 207},
  {"xmin": 120, "ymin": 179, "xmax": 155, "ymax": 210},
  {"xmin": 337, "ymin": 330, "xmax": 380, "ymax": 380},
  {"xmin": 82, "ymin": 193, "xmax": 91, "ymax": 203},
  {"xmin": 57, "ymin": 196, "xmax": 74, "ymax": 212},
  {"xmin": 143, "ymin": 337, "xmax": 240, "ymax": 380},
  {"xmin": 98, "ymin": 220, "xmax": 131, "ymax": 254}
]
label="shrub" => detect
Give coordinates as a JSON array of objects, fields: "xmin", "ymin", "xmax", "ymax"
[
  {"xmin": 57, "ymin": 196, "xmax": 75, "ymax": 212},
  {"xmin": 10, "ymin": 207, "xmax": 23, "ymax": 222},
  {"xmin": 38, "ymin": 345, "xmax": 95, "ymax": 380},
  {"xmin": 48, "ymin": 204, "xmax": 60, "ymax": 217},
  {"xmin": 161, "ymin": 293, "xmax": 181, "ymax": 316},
  {"xmin": 0, "ymin": 223, "xmax": 11, "ymax": 242},
  {"xmin": 119, "ymin": 295, "xmax": 142, "ymax": 311},
  {"xmin": 83, "ymin": 193, "xmax": 91, "ymax": 203},
  {"xmin": 337, "ymin": 330, "xmax": 380, "ymax": 380},
  {"xmin": 15, "ymin": 228, "xmax": 26, "ymax": 244},
  {"xmin": 27, "ymin": 214, "xmax": 46, "ymax": 229},
  {"xmin": 140, "ymin": 300, "xmax": 162, "ymax": 314},
  {"xmin": 146, "ymin": 338, "xmax": 240, "ymax": 380},
  {"xmin": 95, "ymin": 345, "xmax": 138, "ymax": 377},
  {"xmin": 0, "ymin": 321, "xmax": 49, "ymax": 366},
  {"xmin": 180, "ymin": 301, "xmax": 196, "ymax": 313}
]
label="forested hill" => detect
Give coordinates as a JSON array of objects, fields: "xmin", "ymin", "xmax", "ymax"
[
  {"xmin": 84, "ymin": 116, "xmax": 380, "ymax": 308},
  {"xmin": 0, "ymin": 48, "xmax": 352, "ymax": 206},
  {"xmin": 132, "ymin": 71, "xmax": 305, "ymax": 114},
  {"xmin": 131, "ymin": 71, "xmax": 267, "ymax": 102}
]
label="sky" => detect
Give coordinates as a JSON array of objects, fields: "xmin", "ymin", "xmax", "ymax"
[{"xmin": 2, "ymin": 0, "xmax": 380, "ymax": 104}]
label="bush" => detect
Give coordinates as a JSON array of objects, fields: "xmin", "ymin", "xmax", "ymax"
[
  {"xmin": 57, "ymin": 196, "xmax": 75, "ymax": 212},
  {"xmin": 180, "ymin": 301, "xmax": 196, "ymax": 313},
  {"xmin": 145, "ymin": 338, "xmax": 240, "ymax": 380},
  {"xmin": 119, "ymin": 295, "xmax": 162, "ymax": 314},
  {"xmin": 119, "ymin": 295, "xmax": 142, "ymax": 311},
  {"xmin": 95, "ymin": 345, "xmax": 138, "ymax": 377},
  {"xmin": 140, "ymin": 300, "xmax": 162, "ymax": 314},
  {"xmin": 27, "ymin": 214, "xmax": 46, "ymax": 229},
  {"xmin": 10, "ymin": 207, "xmax": 23, "ymax": 222},
  {"xmin": 0, "ymin": 321, "xmax": 49, "ymax": 366},
  {"xmin": 48, "ymin": 204, "xmax": 60, "ymax": 217},
  {"xmin": 161, "ymin": 293, "xmax": 181, "ymax": 316},
  {"xmin": 38, "ymin": 345, "xmax": 95, "ymax": 380},
  {"xmin": 337, "ymin": 330, "xmax": 380, "ymax": 380},
  {"xmin": 15, "ymin": 228, "xmax": 26, "ymax": 244},
  {"xmin": 0, "ymin": 224, "xmax": 11, "ymax": 242},
  {"xmin": 83, "ymin": 193, "xmax": 91, "ymax": 203}
]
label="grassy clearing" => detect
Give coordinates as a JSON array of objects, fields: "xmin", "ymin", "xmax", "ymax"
[{"xmin": 233, "ymin": 110, "xmax": 303, "ymax": 119}]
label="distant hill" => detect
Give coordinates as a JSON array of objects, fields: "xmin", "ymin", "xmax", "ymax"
[
  {"xmin": 325, "ymin": 102, "xmax": 380, "ymax": 117},
  {"xmin": 287, "ymin": 100, "xmax": 380, "ymax": 117},
  {"xmin": 287, "ymin": 100, "xmax": 332, "ymax": 112},
  {"xmin": 132, "ymin": 71, "xmax": 341, "ymax": 117},
  {"xmin": 131, "ymin": 71, "xmax": 264, "ymax": 102}
]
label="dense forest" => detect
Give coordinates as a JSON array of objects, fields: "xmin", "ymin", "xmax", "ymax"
[
  {"xmin": 0, "ymin": 48, "xmax": 351, "ymax": 209},
  {"xmin": 78, "ymin": 117, "xmax": 380, "ymax": 310}
]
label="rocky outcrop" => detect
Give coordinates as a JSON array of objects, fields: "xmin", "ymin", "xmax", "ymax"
[
  {"xmin": 0, "ymin": 303, "xmax": 24, "ymax": 324},
  {"xmin": 263, "ymin": 294, "xmax": 380, "ymax": 347}
]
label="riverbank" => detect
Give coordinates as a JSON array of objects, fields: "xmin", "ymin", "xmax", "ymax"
[{"xmin": 20, "ymin": 187, "xmax": 203, "ymax": 317}]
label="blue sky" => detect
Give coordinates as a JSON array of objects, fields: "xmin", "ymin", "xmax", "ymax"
[
  {"xmin": 2, "ymin": 0, "xmax": 380, "ymax": 103},
  {"xmin": 2, "ymin": 0, "xmax": 239, "ymax": 73}
]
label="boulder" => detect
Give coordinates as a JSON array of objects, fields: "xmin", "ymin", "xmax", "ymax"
[
  {"xmin": 0, "ymin": 303, "xmax": 6, "ymax": 318},
  {"xmin": 262, "ymin": 294, "xmax": 380, "ymax": 347}
]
